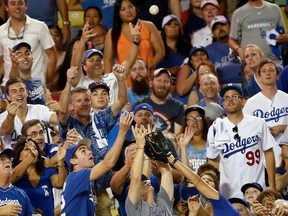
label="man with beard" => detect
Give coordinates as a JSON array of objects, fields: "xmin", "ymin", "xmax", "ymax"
[
  {"xmin": 128, "ymin": 58, "xmax": 151, "ymax": 107},
  {"xmin": 205, "ymin": 15, "xmax": 240, "ymax": 69},
  {"xmin": 134, "ymin": 68, "xmax": 184, "ymax": 135}
]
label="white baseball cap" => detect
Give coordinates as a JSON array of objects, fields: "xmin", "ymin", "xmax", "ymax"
[
  {"xmin": 161, "ymin": 14, "xmax": 181, "ymax": 29},
  {"xmin": 201, "ymin": 0, "xmax": 220, "ymax": 9},
  {"xmin": 211, "ymin": 15, "xmax": 228, "ymax": 30}
]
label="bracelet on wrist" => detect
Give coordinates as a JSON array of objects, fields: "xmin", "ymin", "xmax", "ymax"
[
  {"xmin": 136, "ymin": 147, "xmax": 144, "ymax": 150},
  {"xmin": 169, "ymin": 158, "xmax": 178, "ymax": 168}
]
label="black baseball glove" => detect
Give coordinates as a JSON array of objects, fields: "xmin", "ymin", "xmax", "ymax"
[{"xmin": 144, "ymin": 130, "xmax": 172, "ymax": 163}]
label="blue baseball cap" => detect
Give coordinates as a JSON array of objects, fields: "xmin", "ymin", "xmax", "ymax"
[
  {"xmin": 220, "ymin": 83, "xmax": 244, "ymax": 97},
  {"xmin": 179, "ymin": 183, "xmax": 199, "ymax": 201},
  {"xmin": 133, "ymin": 103, "xmax": 154, "ymax": 115},
  {"xmin": 229, "ymin": 197, "xmax": 250, "ymax": 210},
  {"xmin": 12, "ymin": 42, "xmax": 31, "ymax": 52},
  {"xmin": 82, "ymin": 49, "xmax": 103, "ymax": 63},
  {"xmin": 0, "ymin": 148, "xmax": 14, "ymax": 158},
  {"xmin": 189, "ymin": 46, "xmax": 208, "ymax": 58},
  {"xmin": 65, "ymin": 139, "xmax": 91, "ymax": 170},
  {"xmin": 241, "ymin": 182, "xmax": 263, "ymax": 194}
]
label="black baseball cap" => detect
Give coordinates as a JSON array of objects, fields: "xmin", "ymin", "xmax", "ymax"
[
  {"xmin": 0, "ymin": 148, "xmax": 14, "ymax": 158},
  {"xmin": 88, "ymin": 82, "xmax": 110, "ymax": 93},
  {"xmin": 220, "ymin": 83, "xmax": 244, "ymax": 97}
]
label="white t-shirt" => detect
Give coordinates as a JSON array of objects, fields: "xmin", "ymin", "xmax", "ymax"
[
  {"xmin": 76, "ymin": 73, "xmax": 118, "ymax": 104},
  {"xmin": 0, "ymin": 104, "xmax": 55, "ymax": 148},
  {"xmin": 0, "ymin": 15, "xmax": 55, "ymax": 84},
  {"xmin": 191, "ymin": 25, "xmax": 212, "ymax": 47}
]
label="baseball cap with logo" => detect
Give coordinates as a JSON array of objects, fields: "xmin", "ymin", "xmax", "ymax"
[
  {"xmin": 12, "ymin": 42, "xmax": 31, "ymax": 52},
  {"xmin": 133, "ymin": 103, "xmax": 154, "ymax": 115},
  {"xmin": 152, "ymin": 68, "xmax": 171, "ymax": 78},
  {"xmin": 161, "ymin": 14, "xmax": 182, "ymax": 29},
  {"xmin": 185, "ymin": 105, "xmax": 205, "ymax": 117},
  {"xmin": 88, "ymin": 81, "xmax": 110, "ymax": 93},
  {"xmin": 211, "ymin": 15, "xmax": 228, "ymax": 30},
  {"xmin": 201, "ymin": 0, "xmax": 220, "ymax": 9},
  {"xmin": 65, "ymin": 139, "xmax": 92, "ymax": 170},
  {"xmin": 220, "ymin": 83, "xmax": 243, "ymax": 97},
  {"xmin": 82, "ymin": 49, "xmax": 103, "ymax": 64},
  {"xmin": 0, "ymin": 148, "xmax": 14, "ymax": 158}
]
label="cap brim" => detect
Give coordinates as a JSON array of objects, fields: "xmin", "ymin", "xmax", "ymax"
[
  {"xmin": 0, "ymin": 149, "xmax": 14, "ymax": 158},
  {"xmin": 220, "ymin": 86, "xmax": 243, "ymax": 97},
  {"xmin": 185, "ymin": 106, "xmax": 205, "ymax": 117}
]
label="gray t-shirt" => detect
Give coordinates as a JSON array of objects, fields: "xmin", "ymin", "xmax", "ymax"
[
  {"xmin": 125, "ymin": 187, "xmax": 174, "ymax": 216},
  {"xmin": 230, "ymin": 1, "xmax": 285, "ymax": 61}
]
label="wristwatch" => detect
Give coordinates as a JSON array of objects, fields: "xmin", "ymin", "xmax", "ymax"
[{"xmin": 63, "ymin": 21, "xmax": 71, "ymax": 26}]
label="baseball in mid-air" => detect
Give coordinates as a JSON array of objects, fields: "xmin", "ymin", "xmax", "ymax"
[{"xmin": 149, "ymin": 5, "xmax": 159, "ymax": 15}]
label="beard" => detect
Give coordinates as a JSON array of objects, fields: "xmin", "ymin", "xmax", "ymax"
[
  {"xmin": 131, "ymin": 76, "xmax": 150, "ymax": 95},
  {"xmin": 152, "ymin": 87, "xmax": 170, "ymax": 99},
  {"xmin": 218, "ymin": 29, "xmax": 228, "ymax": 41}
]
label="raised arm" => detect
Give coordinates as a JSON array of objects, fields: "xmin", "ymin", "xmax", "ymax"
[
  {"xmin": 167, "ymin": 154, "xmax": 220, "ymax": 200},
  {"xmin": 121, "ymin": 20, "xmax": 141, "ymax": 79},
  {"xmin": 11, "ymin": 140, "xmax": 38, "ymax": 183},
  {"xmin": 58, "ymin": 67, "xmax": 78, "ymax": 127},
  {"xmin": 70, "ymin": 22, "xmax": 95, "ymax": 87},
  {"xmin": 45, "ymin": 46, "xmax": 58, "ymax": 91},
  {"xmin": 0, "ymin": 102, "xmax": 18, "ymax": 135},
  {"xmin": 127, "ymin": 124, "xmax": 148, "ymax": 205},
  {"xmin": 89, "ymin": 112, "xmax": 133, "ymax": 181},
  {"xmin": 176, "ymin": 65, "xmax": 197, "ymax": 96},
  {"xmin": 50, "ymin": 141, "xmax": 68, "ymax": 189},
  {"xmin": 57, "ymin": 0, "xmax": 70, "ymax": 44},
  {"xmin": 179, "ymin": 127, "xmax": 194, "ymax": 170},
  {"xmin": 103, "ymin": 29, "xmax": 113, "ymax": 73},
  {"xmin": 155, "ymin": 160, "xmax": 174, "ymax": 200},
  {"xmin": 67, "ymin": 0, "xmax": 82, "ymax": 11},
  {"xmin": 110, "ymin": 64, "xmax": 128, "ymax": 117}
]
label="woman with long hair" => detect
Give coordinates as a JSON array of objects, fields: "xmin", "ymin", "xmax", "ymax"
[
  {"xmin": 179, "ymin": 105, "xmax": 210, "ymax": 172},
  {"xmin": 104, "ymin": 0, "xmax": 165, "ymax": 87},
  {"xmin": 12, "ymin": 138, "xmax": 67, "ymax": 216}
]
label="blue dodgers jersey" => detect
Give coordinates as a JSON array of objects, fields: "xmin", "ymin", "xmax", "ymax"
[
  {"xmin": 61, "ymin": 169, "xmax": 96, "ymax": 216},
  {"xmin": 14, "ymin": 168, "xmax": 57, "ymax": 216},
  {"xmin": 0, "ymin": 185, "xmax": 35, "ymax": 216},
  {"xmin": 210, "ymin": 193, "xmax": 241, "ymax": 216}
]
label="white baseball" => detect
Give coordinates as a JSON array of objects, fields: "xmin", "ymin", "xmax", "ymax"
[{"xmin": 149, "ymin": 5, "xmax": 159, "ymax": 15}]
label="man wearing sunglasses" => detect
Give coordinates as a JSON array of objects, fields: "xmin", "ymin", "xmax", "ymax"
[{"xmin": 206, "ymin": 83, "xmax": 276, "ymax": 199}]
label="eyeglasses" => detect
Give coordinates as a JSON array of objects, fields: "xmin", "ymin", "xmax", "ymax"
[
  {"xmin": 8, "ymin": 25, "xmax": 26, "ymax": 40},
  {"xmin": 232, "ymin": 125, "xmax": 240, "ymax": 141},
  {"xmin": 223, "ymin": 94, "xmax": 242, "ymax": 102},
  {"xmin": 186, "ymin": 116, "xmax": 203, "ymax": 122},
  {"xmin": 27, "ymin": 130, "xmax": 44, "ymax": 138}
]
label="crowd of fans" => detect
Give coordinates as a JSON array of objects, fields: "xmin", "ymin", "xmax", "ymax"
[{"xmin": 1, "ymin": 0, "xmax": 288, "ymax": 215}]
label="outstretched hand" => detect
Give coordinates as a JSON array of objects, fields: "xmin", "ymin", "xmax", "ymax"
[
  {"xmin": 131, "ymin": 124, "xmax": 148, "ymax": 149},
  {"xmin": 119, "ymin": 112, "xmax": 134, "ymax": 133},
  {"xmin": 129, "ymin": 19, "xmax": 142, "ymax": 43}
]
